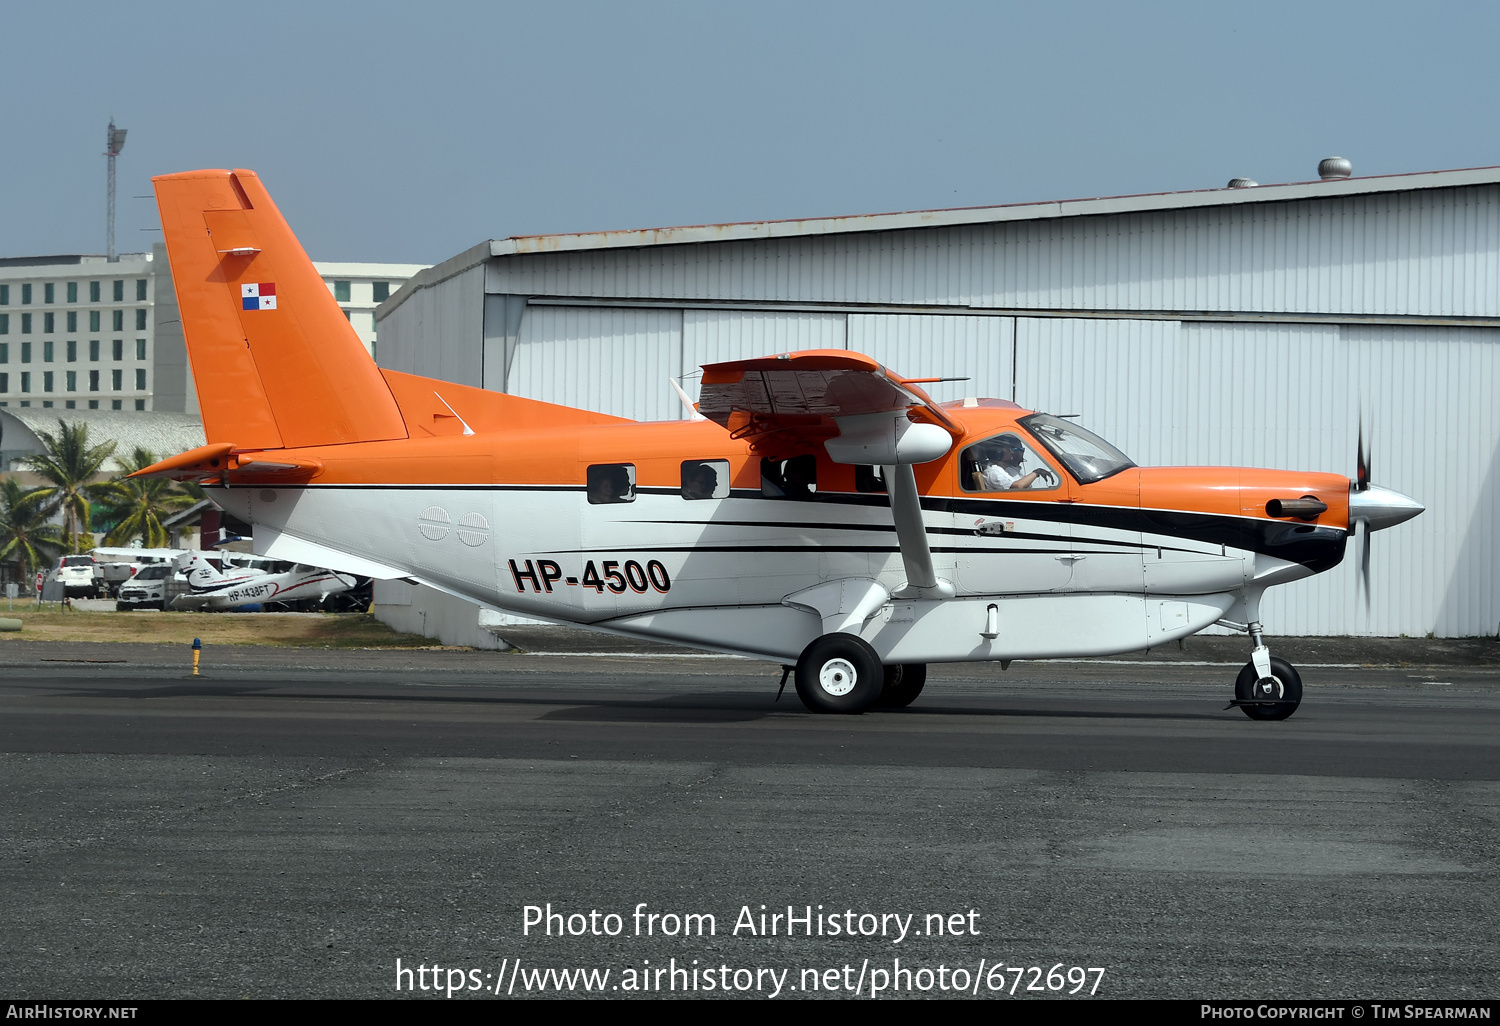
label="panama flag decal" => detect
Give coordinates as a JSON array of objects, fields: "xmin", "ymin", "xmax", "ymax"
[{"xmin": 241, "ymin": 283, "xmax": 277, "ymax": 310}]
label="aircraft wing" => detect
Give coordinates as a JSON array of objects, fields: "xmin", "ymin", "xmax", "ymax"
[
  {"xmin": 91, "ymin": 546, "xmax": 192, "ymax": 563},
  {"xmin": 700, "ymin": 350, "xmax": 957, "ymax": 599},
  {"xmin": 697, "ymin": 349, "xmax": 958, "ymax": 456}
]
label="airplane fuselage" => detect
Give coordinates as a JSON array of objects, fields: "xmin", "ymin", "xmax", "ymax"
[{"xmin": 209, "ymin": 411, "xmax": 1350, "ymax": 663}]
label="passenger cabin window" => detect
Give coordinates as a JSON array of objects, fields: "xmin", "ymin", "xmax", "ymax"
[
  {"xmin": 760, "ymin": 455, "xmax": 817, "ymax": 499},
  {"xmin": 587, "ymin": 463, "xmax": 635, "ymax": 504},
  {"xmin": 961, "ymin": 432, "xmax": 1060, "ymax": 492},
  {"xmin": 681, "ymin": 460, "xmax": 729, "ymax": 500}
]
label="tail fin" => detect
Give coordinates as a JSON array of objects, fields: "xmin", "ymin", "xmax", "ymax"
[
  {"xmin": 153, "ymin": 169, "xmax": 408, "ymax": 450},
  {"xmin": 177, "ymin": 553, "xmax": 225, "ymax": 589}
]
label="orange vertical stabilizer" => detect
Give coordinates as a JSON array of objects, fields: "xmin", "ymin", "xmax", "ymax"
[{"xmin": 153, "ymin": 169, "xmax": 409, "ymax": 450}]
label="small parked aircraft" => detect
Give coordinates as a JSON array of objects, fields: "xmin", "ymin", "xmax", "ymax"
[
  {"xmin": 170, "ymin": 554, "xmax": 357, "ymax": 612},
  {"xmin": 137, "ymin": 169, "xmax": 1423, "ymax": 718}
]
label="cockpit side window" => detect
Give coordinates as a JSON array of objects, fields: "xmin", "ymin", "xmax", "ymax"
[{"xmin": 960, "ymin": 432, "xmax": 1061, "ymax": 493}]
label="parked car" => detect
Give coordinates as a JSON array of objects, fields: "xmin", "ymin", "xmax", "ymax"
[
  {"xmin": 52, "ymin": 555, "xmax": 101, "ymax": 599},
  {"xmin": 115, "ymin": 564, "xmax": 177, "ymax": 611}
]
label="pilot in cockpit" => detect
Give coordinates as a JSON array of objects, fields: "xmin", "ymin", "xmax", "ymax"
[{"xmin": 967, "ymin": 435, "xmax": 1057, "ymax": 491}]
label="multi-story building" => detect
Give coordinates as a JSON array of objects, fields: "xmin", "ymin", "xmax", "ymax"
[
  {"xmin": 0, "ymin": 253, "xmax": 156, "ymax": 412},
  {"xmin": 0, "ymin": 249, "xmax": 426, "ymax": 412}
]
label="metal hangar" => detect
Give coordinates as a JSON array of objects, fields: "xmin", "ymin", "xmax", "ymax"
[{"xmin": 376, "ymin": 163, "xmax": 1500, "ymax": 638}]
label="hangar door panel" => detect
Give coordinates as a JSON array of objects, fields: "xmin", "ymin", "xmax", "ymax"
[
  {"xmin": 1337, "ymin": 324, "xmax": 1500, "ymax": 638},
  {"xmin": 508, "ymin": 306, "xmax": 684, "ymax": 421},
  {"xmin": 1014, "ymin": 317, "xmax": 1187, "ymax": 463},
  {"xmin": 1013, "ymin": 318, "xmax": 1186, "ymax": 603},
  {"xmin": 847, "ymin": 314, "xmax": 1013, "ymax": 405}
]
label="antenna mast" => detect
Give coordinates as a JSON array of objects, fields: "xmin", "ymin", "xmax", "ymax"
[{"xmin": 105, "ymin": 119, "xmax": 127, "ymax": 262}]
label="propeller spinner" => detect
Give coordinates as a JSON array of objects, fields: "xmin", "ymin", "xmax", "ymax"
[{"xmin": 1348, "ymin": 423, "xmax": 1424, "ymax": 607}]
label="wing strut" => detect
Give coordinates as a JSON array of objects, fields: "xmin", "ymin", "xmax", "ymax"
[{"xmin": 883, "ymin": 464, "xmax": 955, "ymax": 599}]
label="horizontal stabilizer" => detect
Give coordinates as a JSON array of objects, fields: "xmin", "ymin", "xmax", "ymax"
[
  {"xmin": 130, "ymin": 442, "xmax": 323, "ymax": 483},
  {"xmin": 128, "ymin": 443, "xmax": 236, "ymax": 481}
]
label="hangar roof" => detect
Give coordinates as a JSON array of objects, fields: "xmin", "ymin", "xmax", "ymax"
[
  {"xmin": 490, "ymin": 164, "xmax": 1500, "ymax": 257},
  {"xmin": 381, "ymin": 164, "xmax": 1500, "ymax": 318}
]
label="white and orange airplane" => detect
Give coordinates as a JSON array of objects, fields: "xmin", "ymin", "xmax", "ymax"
[{"xmin": 137, "ymin": 169, "xmax": 1423, "ymax": 719}]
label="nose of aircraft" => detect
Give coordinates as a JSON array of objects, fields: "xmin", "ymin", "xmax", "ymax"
[{"xmin": 1349, "ymin": 484, "xmax": 1425, "ymax": 532}]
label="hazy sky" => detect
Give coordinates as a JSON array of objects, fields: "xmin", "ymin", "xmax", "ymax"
[{"xmin": 2, "ymin": 1, "xmax": 1497, "ymax": 264}]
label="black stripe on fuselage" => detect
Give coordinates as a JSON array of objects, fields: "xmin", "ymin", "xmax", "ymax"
[
  {"xmin": 529, "ymin": 545, "xmax": 1103, "ymax": 557},
  {"xmin": 637, "ymin": 519, "xmax": 1168, "ymax": 553},
  {"xmin": 939, "ymin": 497, "xmax": 1347, "ymax": 573}
]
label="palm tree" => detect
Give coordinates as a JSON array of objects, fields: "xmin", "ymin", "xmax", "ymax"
[
  {"xmin": 18, "ymin": 420, "xmax": 117, "ymax": 551},
  {"xmin": 96, "ymin": 448, "xmax": 199, "ymax": 548},
  {"xmin": 0, "ymin": 478, "xmax": 64, "ymax": 583}
]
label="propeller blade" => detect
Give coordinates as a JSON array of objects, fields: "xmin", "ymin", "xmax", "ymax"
[
  {"xmin": 1358, "ymin": 519, "xmax": 1371, "ymax": 613},
  {"xmin": 1356, "ymin": 421, "xmax": 1370, "ymax": 492}
]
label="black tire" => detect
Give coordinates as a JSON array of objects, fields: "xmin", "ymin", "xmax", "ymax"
[
  {"xmin": 794, "ymin": 634, "xmax": 883, "ymax": 714},
  {"xmin": 879, "ymin": 663, "xmax": 927, "ymax": 708},
  {"xmin": 1234, "ymin": 655, "xmax": 1303, "ymax": 721}
]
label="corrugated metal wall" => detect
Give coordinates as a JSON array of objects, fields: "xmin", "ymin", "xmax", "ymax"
[
  {"xmin": 376, "ymin": 264, "xmax": 485, "ymax": 383},
  {"xmin": 1340, "ymin": 325, "xmax": 1500, "ymax": 638},
  {"xmin": 506, "ymin": 309, "xmax": 1010, "ymax": 417},
  {"xmin": 509, "ymin": 306, "xmax": 683, "ymax": 422},
  {"xmin": 849, "ymin": 314, "xmax": 1013, "ymax": 405},
  {"xmin": 486, "ymin": 186, "xmax": 1500, "ymax": 316},
  {"xmin": 1013, "ymin": 318, "xmax": 1500, "ymax": 636}
]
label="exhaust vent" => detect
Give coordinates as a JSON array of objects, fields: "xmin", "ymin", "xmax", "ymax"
[
  {"xmin": 1227, "ymin": 178, "xmax": 1259, "ymax": 188},
  {"xmin": 1318, "ymin": 156, "xmax": 1352, "ymax": 180}
]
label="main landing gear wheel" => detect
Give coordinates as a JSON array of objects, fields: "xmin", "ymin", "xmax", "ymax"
[
  {"xmin": 1234, "ymin": 656, "xmax": 1303, "ymax": 721},
  {"xmin": 794, "ymin": 634, "xmax": 884, "ymax": 714},
  {"xmin": 879, "ymin": 663, "xmax": 927, "ymax": 708}
]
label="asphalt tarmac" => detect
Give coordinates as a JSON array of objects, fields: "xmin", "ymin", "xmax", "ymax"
[{"xmin": 2, "ymin": 640, "xmax": 1497, "ymax": 1001}]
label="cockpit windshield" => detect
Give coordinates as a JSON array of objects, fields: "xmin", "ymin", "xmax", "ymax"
[{"xmin": 1019, "ymin": 413, "xmax": 1136, "ymax": 484}]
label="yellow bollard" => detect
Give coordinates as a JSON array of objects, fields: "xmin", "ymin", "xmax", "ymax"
[{"xmin": 192, "ymin": 637, "xmax": 201, "ymax": 676}]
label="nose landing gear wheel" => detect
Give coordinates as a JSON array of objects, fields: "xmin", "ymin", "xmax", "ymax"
[
  {"xmin": 879, "ymin": 663, "xmax": 927, "ymax": 708},
  {"xmin": 1234, "ymin": 656, "xmax": 1303, "ymax": 721},
  {"xmin": 795, "ymin": 634, "xmax": 884, "ymax": 714}
]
